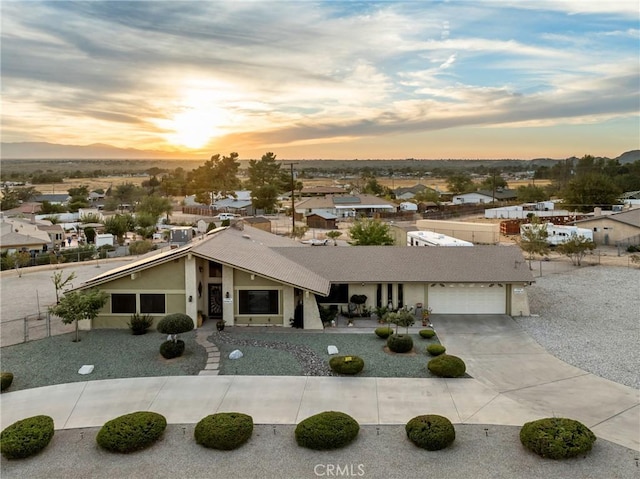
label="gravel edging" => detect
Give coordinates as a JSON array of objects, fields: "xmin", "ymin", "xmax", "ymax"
[{"xmin": 515, "ymin": 266, "xmax": 639, "ymax": 389}]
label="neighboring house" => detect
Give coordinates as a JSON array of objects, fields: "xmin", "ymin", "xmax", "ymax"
[
  {"xmin": 33, "ymin": 194, "xmax": 71, "ymax": 205},
  {"xmin": 305, "ymin": 212, "xmax": 337, "ymax": 230},
  {"xmin": 453, "ymin": 189, "xmax": 518, "ymax": 205},
  {"xmin": 0, "ymin": 218, "xmax": 52, "ymax": 253},
  {"xmin": 573, "ymin": 208, "xmax": 640, "ymax": 246},
  {"xmin": 75, "ymin": 223, "xmax": 534, "ymax": 331},
  {"xmin": 620, "ymin": 190, "xmax": 640, "ymax": 207},
  {"xmin": 300, "ymin": 186, "xmax": 346, "ymax": 197},
  {"xmin": 295, "ymin": 194, "xmax": 396, "ymax": 218},
  {"xmin": 393, "ymin": 184, "xmax": 437, "ymax": 200}
]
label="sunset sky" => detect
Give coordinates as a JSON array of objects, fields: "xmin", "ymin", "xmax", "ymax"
[{"xmin": 1, "ymin": 1, "xmax": 638, "ymax": 160}]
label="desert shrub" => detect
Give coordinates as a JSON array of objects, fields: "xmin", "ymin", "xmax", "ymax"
[
  {"xmin": 374, "ymin": 327, "xmax": 394, "ymax": 339},
  {"xmin": 419, "ymin": 329, "xmax": 436, "ymax": 339},
  {"xmin": 1, "ymin": 372, "xmax": 14, "ymax": 392},
  {"xmin": 406, "ymin": 415, "xmax": 455, "ymax": 451},
  {"xmin": 128, "ymin": 313, "xmax": 153, "ymax": 335},
  {"xmin": 428, "ymin": 354, "xmax": 466, "ymax": 378},
  {"xmin": 520, "ymin": 417, "xmax": 596, "ymax": 459},
  {"xmin": 159, "ymin": 340, "xmax": 185, "ymax": 359},
  {"xmin": 295, "ymin": 411, "xmax": 359, "ymax": 450},
  {"xmin": 96, "ymin": 411, "xmax": 166, "ymax": 453},
  {"xmin": 387, "ymin": 334, "xmax": 414, "ymax": 353},
  {"xmin": 128, "ymin": 240, "xmax": 154, "ymax": 255},
  {"xmin": 0, "ymin": 415, "xmax": 54, "ymax": 459},
  {"xmin": 157, "ymin": 313, "xmax": 194, "ymax": 335},
  {"xmin": 329, "ymin": 356, "xmax": 365, "ymax": 375},
  {"xmin": 427, "ymin": 344, "xmax": 446, "ymax": 356},
  {"xmin": 194, "ymin": 413, "xmax": 253, "ymax": 450}
]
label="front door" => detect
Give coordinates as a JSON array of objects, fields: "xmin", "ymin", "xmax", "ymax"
[{"xmin": 208, "ymin": 284, "xmax": 223, "ymax": 320}]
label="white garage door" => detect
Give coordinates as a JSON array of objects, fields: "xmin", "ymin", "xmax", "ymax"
[{"xmin": 428, "ymin": 284, "xmax": 506, "ymax": 314}]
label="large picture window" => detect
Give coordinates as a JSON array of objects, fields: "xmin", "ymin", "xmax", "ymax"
[
  {"xmin": 238, "ymin": 290, "xmax": 279, "ymax": 315},
  {"xmin": 111, "ymin": 294, "xmax": 136, "ymax": 314},
  {"xmin": 317, "ymin": 284, "xmax": 349, "ymax": 304},
  {"xmin": 140, "ymin": 294, "xmax": 165, "ymax": 314}
]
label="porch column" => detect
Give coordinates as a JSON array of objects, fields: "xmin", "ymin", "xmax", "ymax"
[{"xmin": 185, "ymin": 254, "xmax": 198, "ymax": 327}]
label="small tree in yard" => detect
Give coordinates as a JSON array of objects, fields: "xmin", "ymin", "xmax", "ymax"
[
  {"xmin": 556, "ymin": 234, "xmax": 596, "ymax": 266},
  {"xmin": 49, "ymin": 289, "xmax": 108, "ymax": 342},
  {"xmin": 52, "ymin": 271, "xmax": 76, "ymax": 303},
  {"xmin": 326, "ymin": 230, "xmax": 342, "ymax": 245},
  {"xmin": 387, "ymin": 308, "xmax": 416, "ymax": 335},
  {"xmin": 4, "ymin": 251, "xmax": 31, "ymax": 277},
  {"xmin": 519, "ymin": 219, "xmax": 550, "ymax": 268},
  {"xmin": 348, "ymin": 218, "xmax": 394, "ymax": 245},
  {"xmin": 157, "ymin": 313, "xmax": 194, "ymax": 359}
]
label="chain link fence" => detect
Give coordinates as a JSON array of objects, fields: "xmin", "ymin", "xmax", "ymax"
[{"xmin": 1, "ymin": 312, "xmax": 74, "ymax": 348}]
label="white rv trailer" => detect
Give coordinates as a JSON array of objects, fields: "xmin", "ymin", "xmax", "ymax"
[
  {"xmin": 407, "ymin": 230, "xmax": 473, "ymax": 247},
  {"xmin": 520, "ymin": 223, "xmax": 593, "ymax": 246}
]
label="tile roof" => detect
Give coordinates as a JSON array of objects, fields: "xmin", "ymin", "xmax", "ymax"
[
  {"xmin": 273, "ymin": 245, "xmax": 534, "ymax": 284},
  {"xmin": 574, "ymin": 208, "xmax": 640, "ymax": 228}
]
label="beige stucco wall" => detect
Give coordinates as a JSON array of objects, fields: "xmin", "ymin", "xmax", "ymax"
[
  {"xmin": 574, "ymin": 218, "xmax": 639, "ymax": 245},
  {"xmin": 509, "ymin": 284, "xmax": 531, "ymax": 316},
  {"xmin": 93, "ymin": 258, "xmax": 187, "ymax": 329}
]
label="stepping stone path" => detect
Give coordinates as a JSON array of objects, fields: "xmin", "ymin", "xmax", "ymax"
[{"xmin": 195, "ymin": 321, "xmax": 220, "ymax": 376}]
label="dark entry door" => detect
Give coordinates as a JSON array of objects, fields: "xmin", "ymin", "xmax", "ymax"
[{"xmin": 208, "ymin": 284, "xmax": 223, "ymax": 319}]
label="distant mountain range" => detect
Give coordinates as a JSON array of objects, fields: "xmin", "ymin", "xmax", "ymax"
[
  {"xmin": 0, "ymin": 142, "xmax": 202, "ymax": 160},
  {"xmin": 1, "ymin": 141, "xmax": 638, "ymax": 164}
]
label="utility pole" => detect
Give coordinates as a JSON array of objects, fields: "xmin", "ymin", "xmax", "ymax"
[{"xmin": 286, "ymin": 162, "xmax": 299, "ymax": 237}]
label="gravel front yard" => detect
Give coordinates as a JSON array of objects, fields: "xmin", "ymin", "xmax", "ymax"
[{"xmin": 515, "ymin": 265, "xmax": 639, "ymax": 389}]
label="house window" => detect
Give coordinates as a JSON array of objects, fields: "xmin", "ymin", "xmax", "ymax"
[
  {"xmin": 239, "ymin": 290, "xmax": 279, "ymax": 315},
  {"xmin": 317, "ymin": 284, "xmax": 349, "ymax": 304},
  {"xmin": 112, "ymin": 294, "xmax": 136, "ymax": 314},
  {"xmin": 398, "ymin": 284, "xmax": 404, "ymax": 308},
  {"xmin": 140, "ymin": 294, "xmax": 165, "ymax": 314},
  {"xmin": 209, "ymin": 262, "xmax": 223, "ymax": 278}
]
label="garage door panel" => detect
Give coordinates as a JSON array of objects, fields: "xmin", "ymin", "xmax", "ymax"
[{"xmin": 429, "ymin": 284, "xmax": 505, "ymax": 314}]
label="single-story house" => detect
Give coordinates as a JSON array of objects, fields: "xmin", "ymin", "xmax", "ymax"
[
  {"xmin": 453, "ymin": 189, "xmax": 518, "ymax": 205},
  {"xmin": 33, "ymin": 194, "xmax": 71, "ymax": 205},
  {"xmin": 74, "ymin": 223, "xmax": 534, "ymax": 331},
  {"xmin": 305, "ymin": 211, "xmax": 338, "ymax": 229},
  {"xmin": 573, "ymin": 208, "xmax": 640, "ymax": 246},
  {"xmin": 300, "ymin": 186, "xmax": 346, "ymax": 197},
  {"xmin": 295, "ymin": 194, "xmax": 396, "ymax": 218},
  {"xmin": 394, "ymin": 184, "xmax": 437, "ymax": 201},
  {"xmin": 0, "ymin": 219, "xmax": 52, "ymax": 254}
]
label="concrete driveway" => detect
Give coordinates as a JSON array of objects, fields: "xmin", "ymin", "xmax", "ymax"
[{"xmin": 433, "ymin": 314, "xmax": 639, "ymax": 450}]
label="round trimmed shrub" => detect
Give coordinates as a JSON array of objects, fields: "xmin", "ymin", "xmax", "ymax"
[
  {"xmin": 427, "ymin": 344, "xmax": 446, "ymax": 356},
  {"xmin": 405, "ymin": 414, "xmax": 455, "ymax": 451},
  {"xmin": 0, "ymin": 415, "xmax": 54, "ymax": 459},
  {"xmin": 329, "ymin": 356, "xmax": 365, "ymax": 375},
  {"xmin": 1, "ymin": 372, "xmax": 14, "ymax": 392},
  {"xmin": 96, "ymin": 411, "xmax": 167, "ymax": 453},
  {"xmin": 428, "ymin": 354, "xmax": 466, "ymax": 378},
  {"xmin": 374, "ymin": 327, "xmax": 394, "ymax": 339},
  {"xmin": 195, "ymin": 413, "xmax": 253, "ymax": 450},
  {"xmin": 160, "ymin": 340, "xmax": 185, "ymax": 359},
  {"xmin": 419, "ymin": 329, "xmax": 436, "ymax": 339},
  {"xmin": 520, "ymin": 417, "xmax": 596, "ymax": 459},
  {"xmin": 295, "ymin": 411, "xmax": 359, "ymax": 450},
  {"xmin": 386, "ymin": 334, "xmax": 414, "ymax": 353},
  {"xmin": 157, "ymin": 313, "xmax": 194, "ymax": 335}
]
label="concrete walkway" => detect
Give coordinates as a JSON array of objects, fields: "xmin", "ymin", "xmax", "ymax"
[{"xmin": 1, "ymin": 316, "xmax": 638, "ymax": 452}]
